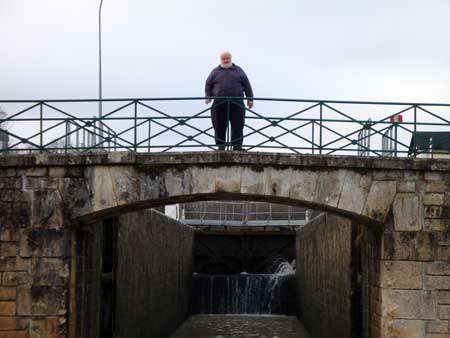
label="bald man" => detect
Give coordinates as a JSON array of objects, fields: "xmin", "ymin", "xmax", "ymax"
[{"xmin": 205, "ymin": 52, "xmax": 254, "ymax": 150}]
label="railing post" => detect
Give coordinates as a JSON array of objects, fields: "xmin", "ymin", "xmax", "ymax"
[
  {"xmin": 39, "ymin": 102, "xmax": 43, "ymax": 153},
  {"xmin": 134, "ymin": 100, "xmax": 138, "ymax": 152},
  {"xmin": 394, "ymin": 123, "xmax": 398, "ymax": 158},
  {"xmin": 226, "ymin": 99, "xmax": 230, "ymax": 150},
  {"xmin": 65, "ymin": 120, "xmax": 69, "ymax": 154},
  {"xmin": 413, "ymin": 105, "xmax": 417, "ymax": 158},
  {"xmin": 319, "ymin": 102, "xmax": 323, "ymax": 154},
  {"xmin": 311, "ymin": 121, "xmax": 315, "ymax": 154},
  {"xmin": 148, "ymin": 119, "xmax": 151, "ymax": 152}
]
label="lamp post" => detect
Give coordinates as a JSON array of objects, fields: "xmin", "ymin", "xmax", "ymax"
[{"xmin": 98, "ymin": 0, "xmax": 104, "ymax": 146}]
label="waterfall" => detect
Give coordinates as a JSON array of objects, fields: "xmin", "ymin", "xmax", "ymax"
[{"xmin": 192, "ymin": 260, "xmax": 296, "ymax": 315}]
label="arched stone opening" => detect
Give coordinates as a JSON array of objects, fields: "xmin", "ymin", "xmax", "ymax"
[{"xmin": 73, "ymin": 193, "xmax": 380, "ymax": 338}]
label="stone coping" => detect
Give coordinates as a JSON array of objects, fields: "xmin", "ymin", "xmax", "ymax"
[{"xmin": 0, "ymin": 151, "xmax": 450, "ymax": 171}]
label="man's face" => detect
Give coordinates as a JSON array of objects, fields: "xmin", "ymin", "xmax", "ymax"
[{"xmin": 220, "ymin": 53, "xmax": 232, "ymax": 66}]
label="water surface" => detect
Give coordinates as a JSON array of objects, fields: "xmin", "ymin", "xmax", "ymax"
[{"xmin": 170, "ymin": 314, "xmax": 311, "ymax": 338}]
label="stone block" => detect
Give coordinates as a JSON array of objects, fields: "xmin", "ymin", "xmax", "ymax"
[
  {"xmin": 337, "ymin": 171, "xmax": 372, "ymax": 215},
  {"xmin": 0, "ymin": 331, "xmax": 27, "ymax": 338},
  {"xmin": 380, "ymin": 261, "xmax": 423, "ymax": 289},
  {"xmin": 383, "ymin": 231, "xmax": 436, "ymax": 261},
  {"xmin": 425, "ymin": 182, "xmax": 448, "ymax": 193},
  {"xmin": 25, "ymin": 167, "xmax": 47, "ymax": 177},
  {"xmin": 31, "ymin": 258, "xmax": 69, "ymax": 286},
  {"xmin": 263, "ymin": 167, "xmax": 293, "ymax": 198},
  {"xmin": 386, "ymin": 319, "xmax": 425, "ymax": 338},
  {"xmin": 189, "ymin": 167, "xmax": 216, "ymax": 195},
  {"xmin": 31, "ymin": 190, "xmax": 63, "ymax": 227},
  {"xmin": 215, "ymin": 166, "xmax": 241, "ymax": 193},
  {"xmin": 437, "ymin": 247, "xmax": 450, "ymax": 261},
  {"xmin": 438, "ymin": 232, "xmax": 450, "ymax": 246},
  {"xmin": 424, "ymin": 193, "xmax": 445, "ymax": 206},
  {"xmin": 382, "ymin": 289, "xmax": 436, "ymax": 320},
  {"xmin": 393, "ymin": 193, "xmax": 423, "ymax": 231},
  {"xmin": 425, "ymin": 219, "xmax": 446, "ymax": 232},
  {"xmin": 0, "ymin": 287, "xmax": 16, "ymax": 300},
  {"xmin": 0, "ymin": 257, "xmax": 30, "ymax": 273},
  {"xmin": 0, "ymin": 243, "xmax": 17, "ymax": 257},
  {"xmin": 313, "ymin": 169, "xmax": 346, "ymax": 208},
  {"xmin": 425, "ymin": 206, "xmax": 443, "ymax": 219},
  {"xmin": 0, "ymin": 317, "xmax": 26, "ymax": 330},
  {"xmin": 439, "ymin": 305, "xmax": 450, "ymax": 320},
  {"xmin": 425, "ymin": 276, "xmax": 450, "ymax": 290},
  {"xmin": 162, "ymin": 168, "xmax": 191, "ymax": 197},
  {"xmin": 30, "ymin": 317, "xmax": 66, "ymax": 338},
  {"xmin": 0, "ymin": 177, "xmax": 22, "ymax": 190},
  {"xmin": 425, "ymin": 333, "xmax": 450, "ymax": 338},
  {"xmin": 438, "ymin": 291, "xmax": 450, "ymax": 305},
  {"xmin": 425, "ymin": 172, "xmax": 444, "ymax": 181},
  {"xmin": 426, "ymin": 320, "xmax": 449, "ymax": 333},
  {"xmin": 0, "ymin": 230, "xmax": 19, "ymax": 242},
  {"xmin": 48, "ymin": 167, "xmax": 65, "ymax": 178},
  {"xmin": 0, "ymin": 301, "xmax": 16, "ymax": 315},
  {"xmin": 374, "ymin": 171, "xmax": 402, "ymax": 180},
  {"xmin": 397, "ymin": 180, "xmax": 416, "ymax": 193},
  {"xmin": 17, "ymin": 286, "xmax": 66, "ymax": 316},
  {"xmin": 8, "ymin": 201, "xmax": 31, "ymax": 228},
  {"xmin": 362, "ymin": 181, "xmax": 397, "ymax": 222},
  {"xmin": 19, "ymin": 229, "xmax": 70, "ymax": 258},
  {"xmin": 427, "ymin": 262, "xmax": 450, "ymax": 276},
  {"xmin": 85, "ymin": 166, "xmax": 117, "ymax": 212},
  {"xmin": 139, "ymin": 174, "xmax": 164, "ymax": 201},
  {"xmin": 61, "ymin": 178, "xmax": 91, "ymax": 220},
  {"xmin": 241, "ymin": 167, "xmax": 264, "ymax": 195},
  {"xmin": 110, "ymin": 166, "xmax": 139, "ymax": 205},
  {"xmin": 288, "ymin": 170, "xmax": 319, "ymax": 204},
  {"xmin": 2, "ymin": 272, "xmax": 30, "ymax": 286},
  {"xmin": 25, "ymin": 177, "xmax": 59, "ymax": 190}
]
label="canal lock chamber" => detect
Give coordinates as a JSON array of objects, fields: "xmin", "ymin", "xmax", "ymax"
[{"xmin": 78, "ymin": 203, "xmax": 369, "ymax": 338}]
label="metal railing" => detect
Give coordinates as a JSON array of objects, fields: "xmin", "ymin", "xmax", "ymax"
[
  {"xmin": 1, "ymin": 97, "xmax": 450, "ymax": 157},
  {"xmin": 178, "ymin": 201, "xmax": 308, "ymax": 228}
]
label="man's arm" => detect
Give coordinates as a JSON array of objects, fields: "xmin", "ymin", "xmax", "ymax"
[
  {"xmin": 204, "ymin": 70, "xmax": 215, "ymax": 104},
  {"xmin": 242, "ymin": 71, "xmax": 254, "ymax": 108}
]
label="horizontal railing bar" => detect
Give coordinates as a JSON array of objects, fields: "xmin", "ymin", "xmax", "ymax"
[
  {"xmin": 4, "ymin": 117, "xmax": 449, "ymax": 127},
  {"xmin": 0, "ymin": 97, "xmax": 450, "ymax": 107}
]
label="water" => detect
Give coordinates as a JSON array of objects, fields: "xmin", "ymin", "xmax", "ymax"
[
  {"xmin": 192, "ymin": 261, "xmax": 296, "ymax": 315},
  {"xmin": 170, "ymin": 314, "xmax": 311, "ymax": 338}
]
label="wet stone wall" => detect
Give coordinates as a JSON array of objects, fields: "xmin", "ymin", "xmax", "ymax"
[
  {"xmin": 296, "ymin": 213, "xmax": 355, "ymax": 338},
  {"xmin": 115, "ymin": 209, "xmax": 194, "ymax": 338}
]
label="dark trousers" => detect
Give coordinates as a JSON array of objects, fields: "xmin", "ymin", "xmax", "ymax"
[{"xmin": 211, "ymin": 99, "xmax": 245, "ymax": 150}]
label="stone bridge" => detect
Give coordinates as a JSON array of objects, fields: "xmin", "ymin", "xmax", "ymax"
[{"xmin": 0, "ymin": 151, "xmax": 449, "ymax": 338}]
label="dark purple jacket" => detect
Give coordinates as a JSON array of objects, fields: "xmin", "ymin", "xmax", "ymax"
[{"xmin": 205, "ymin": 64, "xmax": 254, "ymax": 98}]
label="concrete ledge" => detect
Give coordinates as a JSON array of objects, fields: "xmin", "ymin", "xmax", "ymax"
[{"xmin": 1, "ymin": 151, "xmax": 450, "ymax": 171}]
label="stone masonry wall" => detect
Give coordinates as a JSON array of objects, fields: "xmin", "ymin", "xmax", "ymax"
[
  {"xmin": 376, "ymin": 170, "xmax": 450, "ymax": 338},
  {"xmin": 296, "ymin": 213, "xmax": 355, "ymax": 338},
  {"xmin": 1, "ymin": 153, "xmax": 450, "ymax": 338},
  {"xmin": 0, "ymin": 166, "xmax": 71, "ymax": 338},
  {"xmin": 115, "ymin": 209, "xmax": 194, "ymax": 338}
]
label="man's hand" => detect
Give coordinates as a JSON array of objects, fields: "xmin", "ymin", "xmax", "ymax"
[
  {"xmin": 247, "ymin": 100, "xmax": 254, "ymax": 109},
  {"xmin": 205, "ymin": 98, "xmax": 211, "ymax": 105}
]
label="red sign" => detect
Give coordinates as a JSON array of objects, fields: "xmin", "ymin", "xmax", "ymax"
[{"xmin": 389, "ymin": 115, "xmax": 403, "ymax": 123}]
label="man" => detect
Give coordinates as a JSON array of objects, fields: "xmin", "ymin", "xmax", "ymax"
[{"xmin": 205, "ymin": 51, "xmax": 254, "ymax": 150}]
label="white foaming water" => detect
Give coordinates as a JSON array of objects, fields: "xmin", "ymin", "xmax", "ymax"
[
  {"xmin": 192, "ymin": 259, "xmax": 296, "ymax": 315},
  {"xmin": 267, "ymin": 260, "xmax": 295, "ymax": 313}
]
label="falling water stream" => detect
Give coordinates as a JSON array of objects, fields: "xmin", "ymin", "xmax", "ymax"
[{"xmin": 171, "ymin": 260, "xmax": 311, "ymax": 338}]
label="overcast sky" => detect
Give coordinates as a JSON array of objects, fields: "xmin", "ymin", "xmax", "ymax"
[{"xmin": 2, "ymin": 0, "xmax": 450, "ymax": 103}]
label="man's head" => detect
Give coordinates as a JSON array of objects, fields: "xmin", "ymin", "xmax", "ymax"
[{"xmin": 220, "ymin": 51, "xmax": 232, "ymax": 68}]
